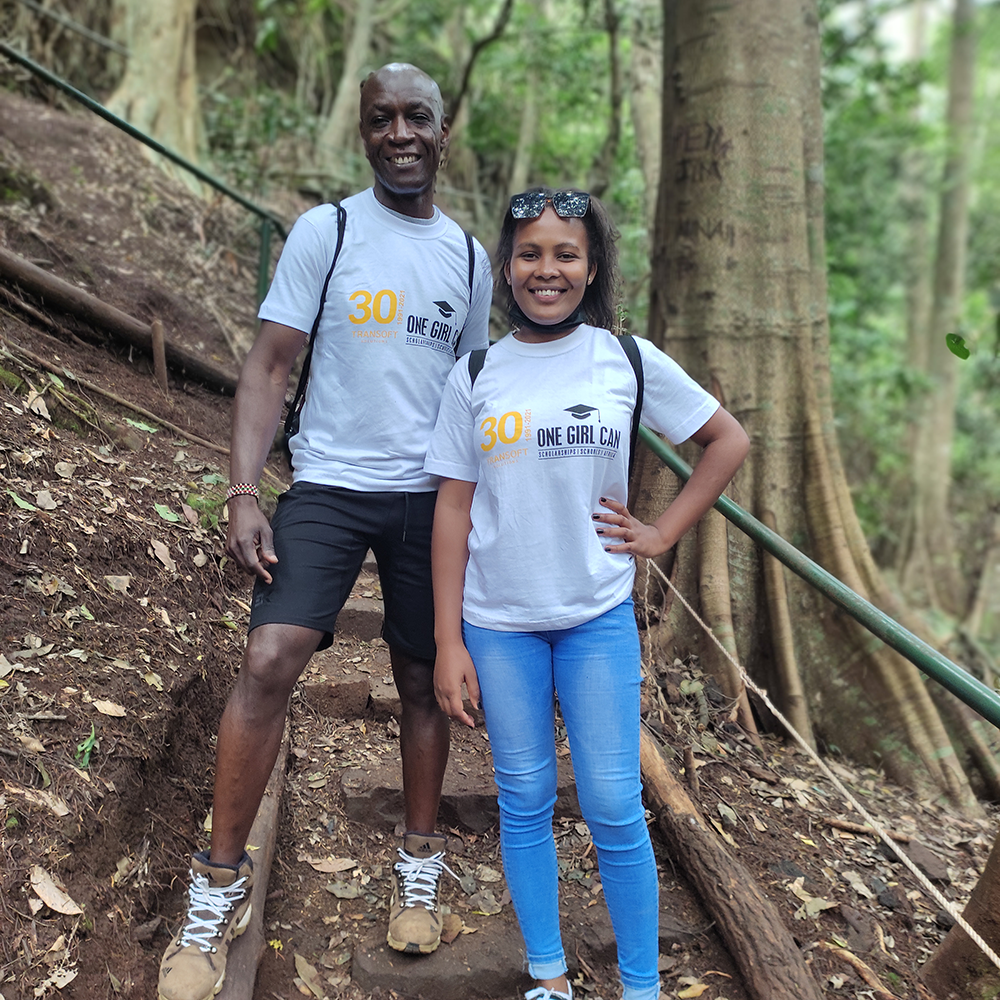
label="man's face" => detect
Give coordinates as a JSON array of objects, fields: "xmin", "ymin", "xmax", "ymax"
[{"xmin": 359, "ymin": 68, "xmax": 449, "ymax": 213}]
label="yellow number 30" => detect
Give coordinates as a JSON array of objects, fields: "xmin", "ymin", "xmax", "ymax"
[
  {"xmin": 349, "ymin": 289, "xmax": 399, "ymax": 324},
  {"xmin": 480, "ymin": 412, "xmax": 523, "ymax": 452}
]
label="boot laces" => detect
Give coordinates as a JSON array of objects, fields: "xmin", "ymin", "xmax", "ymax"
[
  {"xmin": 394, "ymin": 848, "xmax": 457, "ymax": 910},
  {"xmin": 176, "ymin": 872, "xmax": 250, "ymax": 952}
]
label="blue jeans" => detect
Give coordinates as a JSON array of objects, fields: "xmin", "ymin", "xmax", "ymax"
[{"xmin": 464, "ymin": 601, "xmax": 661, "ymax": 1000}]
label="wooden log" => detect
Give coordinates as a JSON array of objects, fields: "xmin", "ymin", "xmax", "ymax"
[
  {"xmin": 639, "ymin": 727, "xmax": 824, "ymax": 1000},
  {"xmin": 151, "ymin": 317, "xmax": 169, "ymax": 394},
  {"xmin": 0, "ymin": 244, "xmax": 239, "ymax": 395},
  {"xmin": 217, "ymin": 729, "xmax": 289, "ymax": 1000}
]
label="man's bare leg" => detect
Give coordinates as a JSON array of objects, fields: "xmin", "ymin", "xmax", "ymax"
[
  {"xmin": 390, "ymin": 647, "xmax": 450, "ymax": 833},
  {"xmin": 209, "ymin": 622, "xmax": 322, "ymax": 865}
]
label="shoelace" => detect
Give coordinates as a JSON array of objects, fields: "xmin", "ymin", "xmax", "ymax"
[
  {"xmin": 176, "ymin": 872, "xmax": 250, "ymax": 952},
  {"xmin": 393, "ymin": 848, "xmax": 458, "ymax": 910},
  {"xmin": 525, "ymin": 988, "xmax": 572, "ymax": 1000}
]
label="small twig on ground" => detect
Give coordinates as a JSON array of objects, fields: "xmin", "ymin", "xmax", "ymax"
[
  {"xmin": 818, "ymin": 816, "xmax": 911, "ymax": 843},
  {"xmin": 818, "ymin": 941, "xmax": 899, "ymax": 998}
]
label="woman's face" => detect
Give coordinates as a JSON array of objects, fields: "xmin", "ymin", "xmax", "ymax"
[{"xmin": 504, "ymin": 207, "xmax": 597, "ymax": 339}]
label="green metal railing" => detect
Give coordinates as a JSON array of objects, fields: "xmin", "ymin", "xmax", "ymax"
[
  {"xmin": 0, "ymin": 42, "xmax": 286, "ymax": 304},
  {"xmin": 640, "ymin": 426, "xmax": 1000, "ymax": 729}
]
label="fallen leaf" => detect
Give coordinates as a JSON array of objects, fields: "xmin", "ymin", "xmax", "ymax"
[
  {"xmin": 54, "ymin": 462, "xmax": 77, "ymax": 479},
  {"xmin": 468, "ymin": 889, "xmax": 502, "ymax": 915},
  {"xmin": 842, "ymin": 870, "xmax": 875, "ymax": 899},
  {"xmin": 30, "ymin": 866, "xmax": 83, "ymax": 915},
  {"xmin": 441, "ymin": 912, "xmax": 463, "ymax": 944},
  {"xmin": 18, "ymin": 733, "xmax": 46, "ymax": 753},
  {"xmin": 104, "ymin": 575, "xmax": 132, "ymax": 594},
  {"xmin": 677, "ymin": 985, "xmax": 710, "ymax": 998},
  {"xmin": 325, "ymin": 880, "xmax": 360, "ymax": 899},
  {"xmin": 4, "ymin": 782, "xmax": 70, "ymax": 817},
  {"xmin": 293, "ymin": 954, "xmax": 325, "ymax": 1000},
  {"xmin": 192, "ymin": 548, "xmax": 209, "ymax": 568},
  {"xmin": 150, "ymin": 539, "xmax": 177, "ymax": 572},
  {"xmin": 93, "ymin": 699, "xmax": 126, "ymax": 717},
  {"xmin": 144, "ymin": 671, "xmax": 164, "ymax": 691},
  {"xmin": 154, "ymin": 503, "xmax": 180, "ymax": 522},
  {"xmin": 25, "ymin": 390, "xmax": 51, "ymax": 420},
  {"xmin": 299, "ymin": 855, "xmax": 357, "ymax": 874},
  {"xmin": 181, "ymin": 503, "xmax": 200, "ymax": 525},
  {"xmin": 35, "ymin": 490, "xmax": 58, "ymax": 510},
  {"xmin": 7, "ymin": 489, "xmax": 37, "ymax": 510},
  {"xmin": 475, "ymin": 864, "xmax": 503, "ymax": 883}
]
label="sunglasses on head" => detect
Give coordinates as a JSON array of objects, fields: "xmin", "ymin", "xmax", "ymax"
[{"xmin": 509, "ymin": 190, "xmax": 591, "ymax": 221}]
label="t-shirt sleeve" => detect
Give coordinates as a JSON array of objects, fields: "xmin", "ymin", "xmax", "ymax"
[
  {"xmin": 257, "ymin": 208, "xmax": 334, "ymax": 333},
  {"xmin": 454, "ymin": 241, "xmax": 492, "ymax": 356},
  {"xmin": 636, "ymin": 337, "xmax": 720, "ymax": 444},
  {"xmin": 424, "ymin": 360, "xmax": 480, "ymax": 482}
]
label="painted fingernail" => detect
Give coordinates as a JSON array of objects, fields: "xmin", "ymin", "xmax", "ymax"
[
  {"xmin": 592, "ymin": 513, "xmax": 601, "ymax": 520},
  {"xmin": 596, "ymin": 528, "xmax": 604, "ymax": 535},
  {"xmin": 599, "ymin": 496, "xmax": 607, "ymax": 502}
]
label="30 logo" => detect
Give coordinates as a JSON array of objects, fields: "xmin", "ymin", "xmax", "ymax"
[{"xmin": 349, "ymin": 289, "xmax": 399, "ymax": 325}]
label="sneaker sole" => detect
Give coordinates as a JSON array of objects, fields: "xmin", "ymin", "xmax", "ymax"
[
  {"xmin": 158, "ymin": 903, "xmax": 253, "ymax": 1000},
  {"xmin": 386, "ymin": 929, "xmax": 441, "ymax": 955}
]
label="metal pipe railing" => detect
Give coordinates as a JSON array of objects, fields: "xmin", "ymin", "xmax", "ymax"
[
  {"xmin": 640, "ymin": 425, "xmax": 1000, "ymax": 729},
  {"xmin": 0, "ymin": 42, "xmax": 285, "ymax": 302}
]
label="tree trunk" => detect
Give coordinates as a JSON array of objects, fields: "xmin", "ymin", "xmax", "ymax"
[
  {"xmin": 636, "ymin": 0, "xmax": 981, "ymax": 808},
  {"xmin": 897, "ymin": 0, "xmax": 977, "ymax": 616},
  {"xmin": 587, "ymin": 0, "xmax": 624, "ymax": 199},
  {"xmin": 105, "ymin": 0, "xmax": 204, "ymax": 191},
  {"xmin": 627, "ymin": 0, "xmax": 662, "ymax": 223},
  {"xmin": 922, "ymin": 831, "xmax": 1000, "ymax": 999},
  {"xmin": 508, "ymin": 70, "xmax": 539, "ymax": 197},
  {"xmin": 314, "ymin": 0, "xmax": 375, "ymax": 176}
]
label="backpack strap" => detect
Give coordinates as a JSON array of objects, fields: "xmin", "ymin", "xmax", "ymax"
[
  {"xmin": 282, "ymin": 203, "xmax": 347, "ymax": 457},
  {"xmin": 467, "ymin": 346, "xmax": 489, "ymax": 388},
  {"xmin": 616, "ymin": 333, "xmax": 644, "ymax": 480},
  {"xmin": 455, "ymin": 230, "xmax": 477, "ymax": 354}
]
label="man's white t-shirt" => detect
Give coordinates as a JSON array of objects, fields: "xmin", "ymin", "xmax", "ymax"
[
  {"xmin": 424, "ymin": 325, "xmax": 719, "ymax": 631},
  {"xmin": 259, "ymin": 188, "xmax": 492, "ymax": 492}
]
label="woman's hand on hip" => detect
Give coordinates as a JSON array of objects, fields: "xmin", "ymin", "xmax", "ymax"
[{"xmin": 592, "ymin": 496, "xmax": 670, "ymax": 559}]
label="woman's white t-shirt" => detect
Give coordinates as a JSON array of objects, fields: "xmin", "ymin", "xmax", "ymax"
[{"xmin": 424, "ymin": 325, "xmax": 719, "ymax": 631}]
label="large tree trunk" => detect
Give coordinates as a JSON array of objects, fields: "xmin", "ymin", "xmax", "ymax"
[
  {"xmin": 637, "ymin": 0, "xmax": 981, "ymax": 809},
  {"xmin": 922, "ymin": 831, "xmax": 1000, "ymax": 998},
  {"xmin": 897, "ymin": 0, "xmax": 977, "ymax": 616},
  {"xmin": 105, "ymin": 0, "xmax": 204, "ymax": 191}
]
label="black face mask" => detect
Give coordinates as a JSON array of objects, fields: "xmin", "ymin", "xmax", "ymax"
[{"xmin": 509, "ymin": 300, "xmax": 589, "ymax": 336}]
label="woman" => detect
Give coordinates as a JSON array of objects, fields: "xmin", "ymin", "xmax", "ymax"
[{"xmin": 425, "ymin": 188, "xmax": 749, "ymax": 1000}]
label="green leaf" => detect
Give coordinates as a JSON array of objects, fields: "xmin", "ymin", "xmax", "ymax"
[
  {"xmin": 75, "ymin": 723, "xmax": 97, "ymax": 768},
  {"xmin": 79, "ymin": 605, "xmax": 95, "ymax": 621},
  {"xmin": 7, "ymin": 490, "xmax": 37, "ymax": 510},
  {"xmin": 124, "ymin": 418, "xmax": 159, "ymax": 433},
  {"xmin": 201, "ymin": 472, "xmax": 227, "ymax": 485},
  {"xmin": 945, "ymin": 333, "xmax": 971, "ymax": 360},
  {"xmin": 47, "ymin": 372, "xmax": 66, "ymax": 389},
  {"xmin": 154, "ymin": 503, "xmax": 181, "ymax": 522}
]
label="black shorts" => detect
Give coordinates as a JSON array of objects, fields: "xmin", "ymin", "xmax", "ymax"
[{"xmin": 248, "ymin": 482, "xmax": 437, "ymax": 660}]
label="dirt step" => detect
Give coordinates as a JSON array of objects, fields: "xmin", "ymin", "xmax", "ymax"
[{"xmin": 350, "ymin": 884, "xmax": 704, "ymax": 1000}]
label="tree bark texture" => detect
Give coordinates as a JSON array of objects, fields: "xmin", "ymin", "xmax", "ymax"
[
  {"xmin": 922, "ymin": 828, "xmax": 1000, "ymax": 999},
  {"xmin": 636, "ymin": 0, "xmax": 980, "ymax": 807},
  {"xmin": 106, "ymin": 0, "xmax": 204, "ymax": 189},
  {"xmin": 639, "ymin": 728, "xmax": 824, "ymax": 1000},
  {"xmin": 898, "ymin": 0, "xmax": 977, "ymax": 615},
  {"xmin": 627, "ymin": 0, "xmax": 663, "ymax": 223},
  {"xmin": 0, "ymin": 245, "xmax": 239, "ymax": 395}
]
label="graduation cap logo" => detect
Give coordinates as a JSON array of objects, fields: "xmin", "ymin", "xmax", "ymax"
[
  {"xmin": 434, "ymin": 300, "xmax": 456, "ymax": 318},
  {"xmin": 565, "ymin": 403, "xmax": 599, "ymax": 420}
]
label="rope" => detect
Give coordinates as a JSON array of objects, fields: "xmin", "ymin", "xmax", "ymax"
[{"xmin": 639, "ymin": 554, "xmax": 1000, "ymax": 974}]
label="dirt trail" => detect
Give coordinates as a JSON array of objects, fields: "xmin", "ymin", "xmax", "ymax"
[{"xmin": 1, "ymin": 86, "xmax": 994, "ymax": 1000}]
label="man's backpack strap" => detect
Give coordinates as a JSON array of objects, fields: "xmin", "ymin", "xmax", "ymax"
[
  {"xmin": 455, "ymin": 230, "xmax": 477, "ymax": 351},
  {"xmin": 617, "ymin": 333, "xmax": 644, "ymax": 480},
  {"xmin": 282, "ymin": 203, "xmax": 347, "ymax": 457}
]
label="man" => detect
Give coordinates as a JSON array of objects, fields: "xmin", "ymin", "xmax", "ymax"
[{"xmin": 158, "ymin": 63, "xmax": 492, "ymax": 1000}]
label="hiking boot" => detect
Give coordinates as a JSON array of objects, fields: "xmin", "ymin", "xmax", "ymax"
[
  {"xmin": 525, "ymin": 985, "xmax": 573, "ymax": 1000},
  {"xmin": 386, "ymin": 832, "xmax": 454, "ymax": 954},
  {"xmin": 158, "ymin": 851, "xmax": 253, "ymax": 1000}
]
